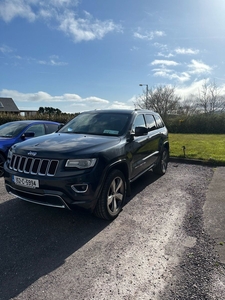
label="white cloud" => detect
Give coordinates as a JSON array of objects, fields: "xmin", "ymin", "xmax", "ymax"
[
  {"xmin": 130, "ymin": 46, "xmax": 139, "ymax": 51},
  {"xmin": 0, "ymin": 44, "xmax": 14, "ymax": 54},
  {"xmin": 108, "ymin": 101, "xmax": 134, "ymax": 109},
  {"xmin": 58, "ymin": 11, "xmax": 122, "ymax": 42},
  {"xmin": 188, "ymin": 59, "xmax": 212, "ymax": 74},
  {"xmin": 38, "ymin": 55, "xmax": 68, "ymax": 66},
  {"xmin": 0, "ymin": 48, "xmax": 67, "ymax": 66},
  {"xmin": 153, "ymin": 42, "xmax": 168, "ymax": 50},
  {"xmin": 47, "ymin": 0, "xmax": 77, "ymax": 7},
  {"xmin": 154, "ymin": 45, "xmax": 200, "ymax": 59},
  {"xmin": 175, "ymin": 47, "xmax": 199, "ymax": 55},
  {"xmin": 0, "ymin": 89, "xmax": 121, "ymax": 113},
  {"xmin": 157, "ymin": 52, "xmax": 174, "ymax": 58},
  {"xmin": 0, "ymin": 0, "xmax": 36, "ymax": 22},
  {"xmin": 0, "ymin": 0, "xmax": 122, "ymax": 42},
  {"xmin": 152, "ymin": 68, "xmax": 190, "ymax": 83},
  {"xmin": 134, "ymin": 30, "xmax": 165, "ymax": 41},
  {"xmin": 176, "ymin": 79, "xmax": 210, "ymax": 99},
  {"xmin": 151, "ymin": 60, "xmax": 179, "ymax": 66},
  {"xmin": 150, "ymin": 59, "xmax": 212, "ymax": 83},
  {"xmin": 85, "ymin": 97, "xmax": 109, "ymax": 104}
]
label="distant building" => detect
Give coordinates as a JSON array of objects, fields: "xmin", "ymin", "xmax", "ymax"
[
  {"xmin": 19, "ymin": 110, "xmax": 38, "ymax": 117},
  {"xmin": 0, "ymin": 97, "xmax": 20, "ymax": 114},
  {"xmin": 0, "ymin": 97, "xmax": 38, "ymax": 116}
]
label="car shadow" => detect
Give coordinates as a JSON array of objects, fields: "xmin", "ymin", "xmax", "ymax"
[
  {"xmin": 0, "ymin": 198, "xmax": 110, "ymax": 300},
  {"xmin": 124, "ymin": 169, "xmax": 161, "ymax": 205},
  {"xmin": 0, "ymin": 170, "xmax": 162, "ymax": 300}
]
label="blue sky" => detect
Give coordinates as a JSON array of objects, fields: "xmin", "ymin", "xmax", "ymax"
[{"xmin": 1, "ymin": 0, "xmax": 225, "ymax": 113}]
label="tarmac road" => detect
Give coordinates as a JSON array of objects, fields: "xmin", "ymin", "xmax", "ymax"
[{"xmin": 0, "ymin": 162, "xmax": 225, "ymax": 300}]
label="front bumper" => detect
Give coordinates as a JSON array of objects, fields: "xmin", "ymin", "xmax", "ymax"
[{"xmin": 4, "ymin": 166, "xmax": 104, "ymax": 211}]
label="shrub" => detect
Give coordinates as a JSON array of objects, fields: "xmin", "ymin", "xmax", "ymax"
[
  {"xmin": 166, "ymin": 113, "xmax": 225, "ymax": 134},
  {"xmin": 0, "ymin": 112, "xmax": 79, "ymax": 126}
]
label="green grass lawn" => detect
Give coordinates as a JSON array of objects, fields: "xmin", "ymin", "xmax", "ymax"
[{"xmin": 169, "ymin": 133, "xmax": 225, "ymax": 165}]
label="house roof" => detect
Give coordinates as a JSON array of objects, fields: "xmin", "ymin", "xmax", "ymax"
[{"xmin": 0, "ymin": 97, "xmax": 20, "ymax": 112}]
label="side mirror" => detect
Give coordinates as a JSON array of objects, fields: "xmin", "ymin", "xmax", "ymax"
[
  {"xmin": 21, "ymin": 132, "xmax": 35, "ymax": 140},
  {"xmin": 56, "ymin": 123, "xmax": 64, "ymax": 132},
  {"xmin": 134, "ymin": 126, "xmax": 148, "ymax": 136}
]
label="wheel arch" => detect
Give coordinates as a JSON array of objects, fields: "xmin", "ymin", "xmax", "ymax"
[{"xmin": 99, "ymin": 160, "xmax": 131, "ymax": 200}]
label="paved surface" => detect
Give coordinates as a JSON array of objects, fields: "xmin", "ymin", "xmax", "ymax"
[
  {"xmin": 0, "ymin": 163, "xmax": 225, "ymax": 299},
  {"xmin": 204, "ymin": 167, "xmax": 225, "ymax": 264}
]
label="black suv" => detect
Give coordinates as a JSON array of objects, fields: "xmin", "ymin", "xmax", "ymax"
[{"xmin": 4, "ymin": 109, "xmax": 169, "ymax": 220}]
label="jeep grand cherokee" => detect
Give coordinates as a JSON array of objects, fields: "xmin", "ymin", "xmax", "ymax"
[{"xmin": 4, "ymin": 109, "xmax": 169, "ymax": 220}]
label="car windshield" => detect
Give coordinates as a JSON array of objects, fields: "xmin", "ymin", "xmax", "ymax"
[
  {"xmin": 0, "ymin": 122, "xmax": 28, "ymax": 138},
  {"xmin": 59, "ymin": 112, "xmax": 131, "ymax": 136}
]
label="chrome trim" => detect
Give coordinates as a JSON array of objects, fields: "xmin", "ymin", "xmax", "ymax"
[
  {"xmin": 143, "ymin": 151, "xmax": 159, "ymax": 161},
  {"xmin": 71, "ymin": 184, "xmax": 88, "ymax": 193},
  {"xmin": 130, "ymin": 163, "xmax": 156, "ymax": 183},
  {"xmin": 9, "ymin": 155, "xmax": 59, "ymax": 176},
  {"xmin": 6, "ymin": 184, "xmax": 70, "ymax": 210}
]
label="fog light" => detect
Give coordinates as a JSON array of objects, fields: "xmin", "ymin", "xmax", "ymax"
[{"xmin": 71, "ymin": 184, "xmax": 88, "ymax": 193}]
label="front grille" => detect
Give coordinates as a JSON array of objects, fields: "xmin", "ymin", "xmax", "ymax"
[{"xmin": 9, "ymin": 154, "xmax": 59, "ymax": 176}]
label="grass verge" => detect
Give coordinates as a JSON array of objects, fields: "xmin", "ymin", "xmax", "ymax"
[{"xmin": 169, "ymin": 133, "xmax": 225, "ymax": 165}]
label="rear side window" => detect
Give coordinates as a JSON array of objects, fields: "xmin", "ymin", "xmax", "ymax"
[
  {"xmin": 26, "ymin": 124, "xmax": 45, "ymax": 137},
  {"xmin": 154, "ymin": 115, "xmax": 164, "ymax": 128},
  {"xmin": 145, "ymin": 114, "xmax": 156, "ymax": 131},
  {"xmin": 45, "ymin": 123, "xmax": 59, "ymax": 134}
]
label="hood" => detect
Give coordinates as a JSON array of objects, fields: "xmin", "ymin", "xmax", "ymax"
[
  {"xmin": 0, "ymin": 137, "xmax": 16, "ymax": 153},
  {"xmin": 12, "ymin": 133, "xmax": 121, "ymax": 158}
]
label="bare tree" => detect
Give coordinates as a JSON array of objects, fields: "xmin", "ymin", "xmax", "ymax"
[
  {"xmin": 135, "ymin": 85, "xmax": 181, "ymax": 118},
  {"xmin": 197, "ymin": 80, "xmax": 225, "ymax": 113},
  {"xmin": 178, "ymin": 96, "xmax": 200, "ymax": 116}
]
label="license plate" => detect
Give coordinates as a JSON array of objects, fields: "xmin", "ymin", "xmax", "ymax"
[{"xmin": 13, "ymin": 175, "xmax": 39, "ymax": 189}]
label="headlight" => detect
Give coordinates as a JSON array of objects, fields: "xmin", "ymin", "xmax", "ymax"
[{"xmin": 65, "ymin": 158, "xmax": 96, "ymax": 169}]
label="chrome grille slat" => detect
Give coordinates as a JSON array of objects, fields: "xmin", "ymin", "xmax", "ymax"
[{"xmin": 9, "ymin": 155, "xmax": 59, "ymax": 176}]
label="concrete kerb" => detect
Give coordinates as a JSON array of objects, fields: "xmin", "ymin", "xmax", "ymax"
[{"xmin": 169, "ymin": 156, "xmax": 225, "ymax": 167}]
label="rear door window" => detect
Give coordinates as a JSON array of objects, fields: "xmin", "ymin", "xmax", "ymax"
[
  {"xmin": 145, "ymin": 114, "xmax": 157, "ymax": 131},
  {"xmin": 26, "ymin": 124, "xmax": 45, "ymax": 137},
  {"xmin": 154, "ymin": 115, "xmax": 164, "ymax": 128},
  {"xmin": 45, "ymin": 123, "xmax": 59, "ymax": 134}
]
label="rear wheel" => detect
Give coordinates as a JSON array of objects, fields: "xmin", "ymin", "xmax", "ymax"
[
  {"xmin": 153, "ymin": 148, "xmax": 169, "ymax": 175},
  {"xmin": 94, "ymin": 170, "xmax": 126, "ymax": 220},
  {"xmin": 0, "ymin": 153, "xmax": 5, "ymax": 177}
]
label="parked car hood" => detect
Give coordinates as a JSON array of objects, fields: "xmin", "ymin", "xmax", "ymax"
[
  {"xmin": 0, "ymin": 137, "xmax": 15, "ymax": 151},
  {"xmin": 11, "ymin": 133, "xmax": 122, "ymax": 157}
]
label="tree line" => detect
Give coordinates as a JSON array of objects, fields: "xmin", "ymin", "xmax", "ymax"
[
  {"xmin": 1, "ymin": 81, "xmax": 225, "ymax": 134},
  {"xmin": 136, "ymin": 80, "xmax": 225, "ymax": 134}
]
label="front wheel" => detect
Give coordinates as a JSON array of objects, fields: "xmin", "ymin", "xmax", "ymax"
[
  {"xmin": 94, "ymin": 170, "xmax": 126, "ymax": 220},
  {"xmin": 153, "ymin": 148, "xmax": 169, "ymax": 175}
]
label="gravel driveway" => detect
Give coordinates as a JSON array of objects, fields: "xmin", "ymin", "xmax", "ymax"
[{"xmin": 0, "ymin": 163, "xmax": 225, "ymax": 299}]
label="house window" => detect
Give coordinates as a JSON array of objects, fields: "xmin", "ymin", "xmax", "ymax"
[{"xmin": 0, "ymin": 102, "xmax": 4, "ymax": 108}]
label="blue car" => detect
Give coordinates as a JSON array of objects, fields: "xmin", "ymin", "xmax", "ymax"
[{"xmin": 0, "ymin": 120, "xmax": 62, "ymax": 177}]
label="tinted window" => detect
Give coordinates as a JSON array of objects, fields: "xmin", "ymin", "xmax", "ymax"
[
  {"xmin": 26, "ymin": 124, "xmax": 45, "ymax": 137},
  {"xmin": 45, "ymin": 123, "xmax": 59, "ymax": 134},
  {"xmin": 154, "ymin": 115, "xmax": 164, "ymax": 128},
  {"xmin": 59, "ymin": 112, "xmax": 131, "ymax": 136},
  {"xmin": 145, "ymin": 114, "xmax": 156, "ymax": 130}
]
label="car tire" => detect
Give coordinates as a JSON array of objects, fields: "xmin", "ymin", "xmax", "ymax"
[
  {"xmin": 153, "ymin": 147, "xmax": 169, "ymax": 175},
  {"xmin": 94, "ymin": 169, "xmax": 126, "ymax": 220},
  {"xmin": 0, "ymin": 153, "xmax": 5, "ymax": 177}
]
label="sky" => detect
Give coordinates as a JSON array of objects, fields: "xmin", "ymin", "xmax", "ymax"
[{"xmin": 1, "ymin": 0, "xmax": 225, "ymax": 113}]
